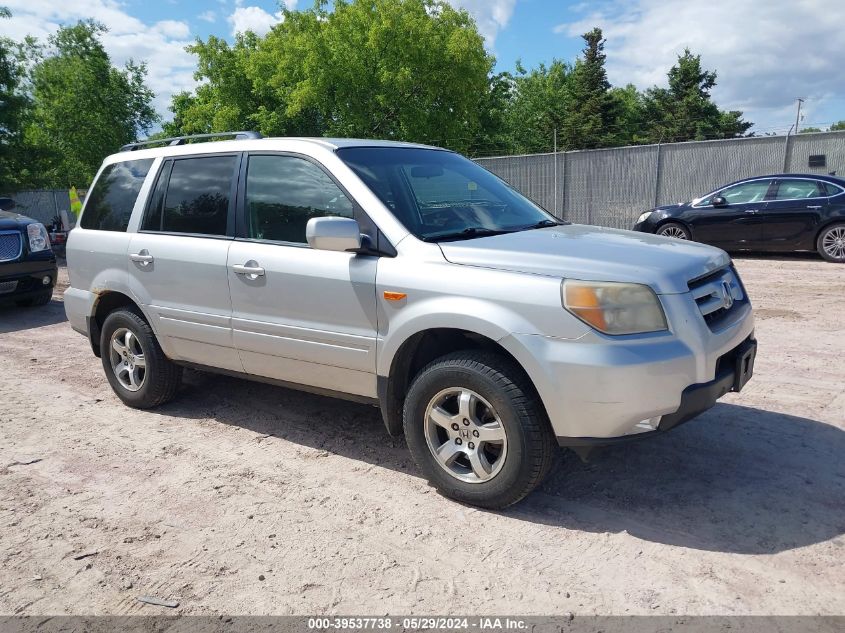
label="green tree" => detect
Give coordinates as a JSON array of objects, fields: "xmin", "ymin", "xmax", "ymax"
[
  {"xmin": 799, "ymin": 126, "xmax": 822, "ymax": 134},
  {"xmin": 25, "ymin": 20, "xmax": 158, "ymax": 187},
  {"xmin": 0, "ymin": 7, "xmax": 40, "ymax": 190},
  {"xmin": 641, "ymin": 49, "xmax": 751, "ymax": 143},
  {"xmin": 467, "ymin": 71, "xmax": 513, "ymax": 156},
  {"xmin": 607, "ymin": 83, "xmax": 646, "ymax": 146},
  {"xmin": 559, "ymin": 28, "xmax": 618, "ymax": 150},
  {"xmin": 503, "ymin": 60, "xmax": 570, "ymax": 154},
  {"xmin": 828, "ymin": 121, "xmax": 845, "ymax": 131},
  {"xmin": 169, "ymin": 0, "xmax": 494, "ymax": 153}
]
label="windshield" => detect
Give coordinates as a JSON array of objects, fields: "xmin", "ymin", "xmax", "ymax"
[{"xmin": 336, "ymin": 147, "xmax": 558, "ymax": 241}]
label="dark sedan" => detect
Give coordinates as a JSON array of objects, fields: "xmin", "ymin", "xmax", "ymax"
[
  {"xmin": 632, "ymin": 174, "xmax": 845, "ymax": 262},
  {"xmin": 0, "ymin": 197, "xmax": 58, "ymax": 306}
]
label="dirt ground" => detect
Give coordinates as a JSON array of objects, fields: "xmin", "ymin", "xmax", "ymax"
[{"xmin": 0, "ymin": 255, "xmax": 843, "ymax": 616}]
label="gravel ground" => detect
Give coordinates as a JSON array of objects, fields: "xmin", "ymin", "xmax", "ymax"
[{"xmin": 0, "ymin": 255, "xmax": 843, "ymax": 616}]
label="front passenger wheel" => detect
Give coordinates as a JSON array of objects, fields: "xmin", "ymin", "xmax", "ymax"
[
  {"xmin": 100, "ymin": 308, "xmax": 182, "ymax": 409},
  {"xmin": 817, "ymin": 223, "xmax": 845, "ymax": 263},
  {"xmin": 656, "ymin": 222, "xmax": 691, "ymax": 240},
  {"xmin": 403, "ymin": 351, "xmax": 556, "ymax": 509}
]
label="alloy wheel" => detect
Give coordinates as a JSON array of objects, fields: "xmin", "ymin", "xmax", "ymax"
[
  {"xmin": 423, "ymin": 387, "xmax": 508, "ymax": 484},
  {"xmin": 658, "ymin": 225, "xmax": 688, "ymax": 239},
  {"xmin": 109, "ymin": 327, "xmax": 146, "ymax": 392},
  {"xmin": 822, "ymin": 226, "xmax": 845, "ymax": 260}
]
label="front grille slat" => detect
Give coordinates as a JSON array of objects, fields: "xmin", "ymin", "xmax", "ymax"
[
  {"xmin": 687, "ymin": 265, "xmax": 746, "ymax": 331},
  {"xmin": 0, "ymin": 231, "xmax": 22, "ymax": 262}
]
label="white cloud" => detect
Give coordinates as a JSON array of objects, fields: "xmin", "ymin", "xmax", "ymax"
[
  {"xmin": 445, "ymin": 0, "xmax": 516, "ymax": 49},
  {"xmin": 154, "ymin": 19, "xmax": 190, "ymax": 39},
  {"xmin": 554, "ymin": 0, "xmax": 845, "ymax": 132},
  {"xmin": 197, "ymin": 10, "xmax": 217, "ymax": 24},
  {"xmin": 0, "ymin": 0, "xmax": 197, "ymax": 124},
  {"xmin": 227, "ymin": 5, "xmax": 282, "ymax": 36}
]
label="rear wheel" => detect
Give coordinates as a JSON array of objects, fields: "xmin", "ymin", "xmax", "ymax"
[
  {"xmin": 656, "ymin": 222, "xmax": 691, "ymax": 240},
  {"xmin": 100, "ymin": 308, "xmax": 182, "ymax": 408},
  {"xmin": 817, "ymin": 223, "xmax": 845, "ymax": 263},
  {"xmin": 403, "ymin": 350, "xmax": 556, "ymax": 509}
]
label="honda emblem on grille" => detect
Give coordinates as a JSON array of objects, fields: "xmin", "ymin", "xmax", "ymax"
[{"xmin": 721, "ymin": 280, "xmax": 734, "ymax": 310}]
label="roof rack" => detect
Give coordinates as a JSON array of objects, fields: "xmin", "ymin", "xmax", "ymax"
[{"xmin": 120, "ymin": 130, "xmax": 263, "ymax": 152}]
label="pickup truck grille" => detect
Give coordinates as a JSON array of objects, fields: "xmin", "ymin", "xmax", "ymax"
[
  {"xmin": 688, "ymin": 266, "xmax": 746, "ymax": 330},
  {"xmin": 0, "ymin": 231, "xmax": 22, "ymax": 262}
]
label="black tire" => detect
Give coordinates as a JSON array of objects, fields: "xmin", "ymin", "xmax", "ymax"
[
  {"xmin": 817, "ymin": 223, "xmax": 845, "ymax": 263},
  {"xmin": 655, "ymin": 221, "xmax": 691, "ymax": 240},
  {"xmin": 100, "ymin": 307, "xmax": 182, "ymax": 409},
  {"xmin": 403, "ymin": 350, "xmax": 557, "ymax": 509},
  {"xmin": 16, "ymin": 290, "xmax": 52, "ymax": 307}
]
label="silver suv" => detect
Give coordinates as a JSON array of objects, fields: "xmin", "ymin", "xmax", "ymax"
[{"xmin": 65, "ymin": 132, "xmax": 757, "ymax": 508}]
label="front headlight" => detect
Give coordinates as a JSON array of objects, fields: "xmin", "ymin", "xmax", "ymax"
[
  {"xmin": 562, "ymin": 279, "xmax": 668, "ymax": 335},
  {"xmin": 27, "ymin": 223, "xmax": 50, "ymax": 253},
  {"xmin": 636, "ymin": 211, "xmax": 653, "ymax": 224}
]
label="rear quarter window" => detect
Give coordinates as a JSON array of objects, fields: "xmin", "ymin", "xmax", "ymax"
[{"xmin": 80, "ymin": 159, "xmax": 154, "ymax": 231}]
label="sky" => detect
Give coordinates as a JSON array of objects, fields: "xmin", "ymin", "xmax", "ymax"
[{"xmin": 1, "ymin": 0, "xmax": 844, "ymax": 137}]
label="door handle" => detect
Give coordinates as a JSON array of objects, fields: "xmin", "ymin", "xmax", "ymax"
[
  {"xmin": 807, "ymin": 205, "xmax": 823, "ymax": 210},
  {"xmin": 745, "ymin": 209, "xmax": 760, "ymax": 214},
  {"xmin": 232, "ymin": 263, "xmax": 265, "ymax": 277},
  {"xmin": 129, "ymin": 251, "xmax": 154, "ymax": 265}
]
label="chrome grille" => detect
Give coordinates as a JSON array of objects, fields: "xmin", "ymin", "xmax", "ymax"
[
  {"xmin": 688, "ymin": 266, "xmax": 745, "ymax": 329},
  {"xmin": 0, "ymin": 231, "xmax": 22, "ymax": 262}
]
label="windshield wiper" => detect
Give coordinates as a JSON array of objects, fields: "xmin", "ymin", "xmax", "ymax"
[
  {"xmin": 517, "ymin": 218, "xmax": 567, "ymax": 230},
  {"xmin": 421, "ymin": 226, "xmax": 514, "ymax": 242}
]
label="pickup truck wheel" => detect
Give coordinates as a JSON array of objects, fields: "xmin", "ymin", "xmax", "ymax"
[
  {"xmin": 817, "ymin": 223, "xmax": 845, "ymax": 263},
  {"xmin": 100, "ymin": 308, "xmax": 182, "ymax": 409},
  {"xmin": 403, "ymin": 351, "xmax": 556, "ymax": 509},
  {"xmin": 656, "ymin": 222, "xmax": 691, "ymax": 240}
]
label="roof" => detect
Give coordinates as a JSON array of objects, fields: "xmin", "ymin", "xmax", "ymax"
[{"xmin": 273, "ymin": 137, "xmax": 442, "ymax": 150}]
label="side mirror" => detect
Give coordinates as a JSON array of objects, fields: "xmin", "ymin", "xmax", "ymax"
[
  {"xmin": 0, "ymin": 197, "xmax": 15, "ymax": 211},
  {"xmin": 712, "ymin": 196, "xmax": 727, "ymax": 208},
  {"xmin": 306, "ymin": 216, "xmax": 362, "ymax": 252}
]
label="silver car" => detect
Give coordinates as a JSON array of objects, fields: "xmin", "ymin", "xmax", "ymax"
[{"xmin": 65, "ymin": 132, "xmax": 757, "ymax": 508}]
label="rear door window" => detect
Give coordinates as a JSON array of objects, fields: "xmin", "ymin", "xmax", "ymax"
[
  {"xmin": 144, "ymin": 155, "xmax": 238, "ymax": 236},
  {"xmin": 820, "ymin": 182, "xmax": 843, "ymax": 197},
  {"xmin": 80, "ymin": 159, "xmax": 154, "ymax": 231},
  {"xmin": 773, "ymin": 179, "xmax": 824, "ymax": 200}
]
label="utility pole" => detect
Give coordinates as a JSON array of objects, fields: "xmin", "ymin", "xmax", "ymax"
[{"xmin": 794, "ymin": 98, "xmax": 805, "ymax": 135}]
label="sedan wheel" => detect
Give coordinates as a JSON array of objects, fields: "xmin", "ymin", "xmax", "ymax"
[
  {"xmin": 819, "ymin": 224, "xmax": 845, "ymax": 263},
  {"xmin": 657, "ymin": 223, "xmax": 690, "ymax": 240}
]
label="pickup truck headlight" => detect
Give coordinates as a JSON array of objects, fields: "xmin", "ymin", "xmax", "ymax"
[
  {"xmin": 27, "ymin": 223, "xmax": 50, "ymax": 253},
  {"xmin": 562, "ymin": 279, "xmax": 667, "ymax": 335},
  {"xmin": 636, "ymin": 211, "xmax": 653, "ymax": 224}
]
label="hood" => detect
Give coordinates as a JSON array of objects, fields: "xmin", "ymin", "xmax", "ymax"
[
  {"xmin": 0, "ymin": 210, "xmax": 35, "ymax": 231},
  {"xmin": 438, "ymin": 224, "xmax": 730, "ymax": 295},
  {"xmin": 653, "ymin": 202, "xmax": 688, "ymax": 212}
]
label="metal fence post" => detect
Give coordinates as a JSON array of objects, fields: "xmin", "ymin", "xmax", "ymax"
[
  {"xmin": 653, "ymin": 143, "xmax": 662, "ymax": 207},
  {"xmin": 782, "ymin": 132, "xmax": 792, "ymax": 172}
]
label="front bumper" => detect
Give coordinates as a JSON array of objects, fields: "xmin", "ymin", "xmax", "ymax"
[
  {"xmin": 0, "ymin": 257, "xmax": 58, "ymax": 303},
  {"xmin": 502, "ymin": 287, "xmax": 756, "ymax": 443},
  {"xmin": 559, "ymin": 336, "xmax": 756, "ymax": 450}
]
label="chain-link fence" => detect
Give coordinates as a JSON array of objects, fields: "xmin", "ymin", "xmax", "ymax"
[
  {"xmin": 476, "ymin": 130, "xmax": 845, "ymax": 229},
  {"xmin": 1, "ymin": 189, "xmax": 74, "ymax": 226}
]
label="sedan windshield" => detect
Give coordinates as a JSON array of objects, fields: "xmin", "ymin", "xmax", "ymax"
[{"xmin": 336, "ymin": 147, "xmax": 559, "ymax": 241}]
